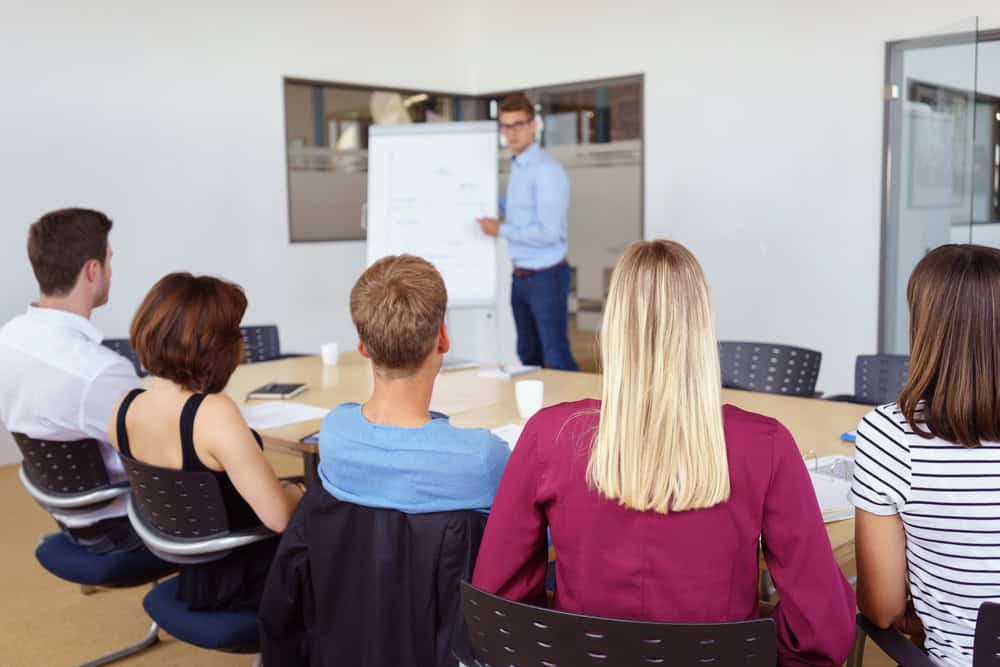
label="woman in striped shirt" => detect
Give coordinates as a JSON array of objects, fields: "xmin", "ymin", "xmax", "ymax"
[{"xmin": 851, "ymin": 244, "xmax": 1000, "ymax": 666}]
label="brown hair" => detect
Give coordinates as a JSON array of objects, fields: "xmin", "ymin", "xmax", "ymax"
[
  {"xmin": 499, "ymin": 93, "xmax": 535, "ymax": 120},
  {"xmin": 898, "ymin": 244, "xmax": 1000, "ymax": 447},
  {"xmin": 350, "ymin": 255, "xmax": 447, "ymax": 374},
  {"xmin": 27, "ymin": 208, "xmax": 112, "ymax": 295},
  {"xmin": 130, "ymin": 273, "xmax": 247, "ymax": 393}
]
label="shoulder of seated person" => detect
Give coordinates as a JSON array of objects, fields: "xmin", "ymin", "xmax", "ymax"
[
  {"xmin": 193, "ymin": 392, "xmax": 244, "ymax": 424},
  {"xmin": 722, "ymin": 403, "xmax": 783, "ymax": 432},
  {"xmin": 523, "ymin": 399, "xmax": 600, "ymax": 437},
  {"xmin": 538, "ymin": 398, "xmax": 599, "ymax": 419},
  {"xmin": 720, "ymin": 405, "xmax": 794, "ymax": 457},
  {"xmin": 860, "ymin": 402, "xmax": 909, "ymax": 434}
]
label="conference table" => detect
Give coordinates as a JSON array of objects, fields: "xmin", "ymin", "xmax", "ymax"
[{"xmin": 226, "ymin": 352, "xmax": 871, "ymax": 576}]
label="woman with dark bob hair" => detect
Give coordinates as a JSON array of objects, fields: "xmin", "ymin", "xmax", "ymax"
[
  {"xmin": 851, "ymin": 244, "xmax": 1000, "ymax": 667},
  {"xmin": 108, "ymin": 273, "xmax": 303, "ymax": 611}
]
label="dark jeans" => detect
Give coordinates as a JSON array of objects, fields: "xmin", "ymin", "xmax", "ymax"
[
  {"xmin": 511, "ymin": 262, "xmax": 578, "ymax": 371},
  {"xmin": 58, "ymin": 515, "xmax": 145, "ymax": 555}
]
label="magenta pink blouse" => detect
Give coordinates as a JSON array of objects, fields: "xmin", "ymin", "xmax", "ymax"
[{"xmin": 472, "ymin": 400, "xmax": 856, "ymax": 667}]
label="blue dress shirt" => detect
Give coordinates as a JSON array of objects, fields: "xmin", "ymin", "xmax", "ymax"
[
  {"xmin": 499, "ymin": 143, "xmax": 570, "ymax": 270},
  {"xmin": 318, "ymin": 403, "xmax": 510, "ymax": 514}
]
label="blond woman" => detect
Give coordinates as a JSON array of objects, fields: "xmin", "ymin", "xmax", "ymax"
[{"xmin": 473, "ymin": 240, "xmax": 855, "ymax": 666}]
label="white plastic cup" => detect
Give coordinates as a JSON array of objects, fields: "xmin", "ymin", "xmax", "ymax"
[
  {"xmin": 515, "ymin": 380, "xmax": 544, "ymax": 420},
  {"xmin": 320, "ymin": 342, "xmax": 340, "ymax": 365}
]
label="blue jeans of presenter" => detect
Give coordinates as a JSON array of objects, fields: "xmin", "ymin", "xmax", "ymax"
[{"xmin": 510, "ymin": 261, "xmax": 578, "ymax": 371}]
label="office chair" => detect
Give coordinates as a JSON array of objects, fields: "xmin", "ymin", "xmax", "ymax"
[
  {"xmin": 461, "ymin": 581, "xmax": 777, "ymax": 666},
  {"xmin": 13, "ymin": 432, "xmax": 174, "ymax": 666},
  {"xmin": 119, "ymin": 452, "xmax": 275, "ymax": 663},
  {"xmin": 719, "ymin": 341, "xmax": 822, "ymax": 397}
]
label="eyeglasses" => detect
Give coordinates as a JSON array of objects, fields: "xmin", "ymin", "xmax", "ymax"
[{"xmin": 499, "ymin": 120, "xmax": 531, "ymax": 132}]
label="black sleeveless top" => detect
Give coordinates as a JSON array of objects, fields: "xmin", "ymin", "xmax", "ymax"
[{"xmin": 116, "ymin": 388, "xmax": 263, "ymax": 532}]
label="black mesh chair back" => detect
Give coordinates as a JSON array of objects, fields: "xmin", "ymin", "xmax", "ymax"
[
  {"xmin": 13, "ymin": 432, "xmax": 111, "ymax": 495},
  {"xmin": 719, "ymin": 341, "xmax": 822, "ymax": 397},
  {"xmin": 975, "ymin": 602, "xmax": 1000, "ymax": 666},
  {"xmin": 854, "ymin": 354, "xmax": 910, "ymax": 405},
  {"xmin": 461, "ymin": 582, "xmax": 777, "ymax": 667},
  {"xmin": 118, "ymin": 453, "xmax": 232, "ymax": 541},
  {"xmin": 240, "ymin": 325, "xmax": 281, "ymax": 363},
  {"xmin": 102, "ymin": 338, "xmax": 146, "ymax": 377}
]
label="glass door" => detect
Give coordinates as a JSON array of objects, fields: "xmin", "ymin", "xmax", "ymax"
[
  {"xmin": 880, "ymin": 19, "xmax": 980, "ymax": 353},
  {"xmin": 968, "ymin": 37, "xmax": 1000, "ymax": 247}
]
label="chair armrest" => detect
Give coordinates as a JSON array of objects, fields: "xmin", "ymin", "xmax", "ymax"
[
  {"xmin": 855, "ymin": 614, "xmax": 935, "ymax": 666},
  {"xmin": 19, "ymin": 467, "xmax": 130, "ymax": 509},
  {"xmin": 126, "ymin": 496, "xmax": 275, "ymax": 560}
]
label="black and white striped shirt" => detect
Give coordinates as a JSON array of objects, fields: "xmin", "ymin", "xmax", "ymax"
[{"xmin": 849, "ymin": 402, "xmax": 1000, "ymax": 667}]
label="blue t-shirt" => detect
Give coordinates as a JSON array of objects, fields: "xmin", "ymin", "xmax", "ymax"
[{"xmin": 318, "ymin": 403, "xmax": 511, "ymax": 513}]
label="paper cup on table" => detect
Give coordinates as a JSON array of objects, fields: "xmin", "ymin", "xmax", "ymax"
[
  {"xmin": 320, "ymin": 342, "xmax": 339, "ymax": 365},
  {"xmin": 515, "ymin": 380, "xmax": 544, "ymax": 420}
]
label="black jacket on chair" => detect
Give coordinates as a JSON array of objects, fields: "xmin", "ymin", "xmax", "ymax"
[{"xmin": 259, "ymin": 483, "xmax": 487, "ymax": 667}]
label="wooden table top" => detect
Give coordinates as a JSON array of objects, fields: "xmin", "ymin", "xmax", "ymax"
[
  {"xmin": 226, "ymin": 352, "xmax": 870, "ymax": 571},
  {"xmin": 226, "ymin": 352, "xmax": 869, "ymax": 458}
]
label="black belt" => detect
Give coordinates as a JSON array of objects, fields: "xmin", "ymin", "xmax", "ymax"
[{"xmin": 513, "ymin": 259, "xmax": 567, "ymax": 278}]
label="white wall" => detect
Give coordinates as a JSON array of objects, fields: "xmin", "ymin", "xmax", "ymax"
[
  {"xmin": 467, "ymin": 1, "xmax": 1000, "ymax": 397},
  {"xmin": 0, "ymin": 0, "xmax": 476, "ymax": 463},
  {"xmin": 4, "ymin": 2, "xmax": 1000, "ymax": 466}
]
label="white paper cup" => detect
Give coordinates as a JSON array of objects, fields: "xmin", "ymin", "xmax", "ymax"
[
  {"xmin": 320, "ymin": 342, "xmax": 340, "ymax": 365},
  {"xmin": 515, "ymin": 379, "xmax": 544, "ymax": 420}
]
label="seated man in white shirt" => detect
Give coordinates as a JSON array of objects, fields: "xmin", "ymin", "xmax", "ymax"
[{"xmin": 0, "ymin": 208, "xmax": 143, "ymax": 554}]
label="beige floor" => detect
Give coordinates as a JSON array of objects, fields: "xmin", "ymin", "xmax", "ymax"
[
  {"xmin": 568, "ymin": 314, "xmax": 600, "ymax": 373},
  {"xmin": 1, "ymin": 450, "xmax": 895, "ymax": 666},
  {"xmin": 0, "ymin": 452, "xmax": 300, "ymax": 666}
]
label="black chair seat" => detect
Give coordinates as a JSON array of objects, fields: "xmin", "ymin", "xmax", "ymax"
[
  {"xmin": 35, "ymin": 533, "xmax": 174, "ymax": 587},
  {"xmin": 143, "ymin": 576, "xmax": 259, "ymax": 653}
]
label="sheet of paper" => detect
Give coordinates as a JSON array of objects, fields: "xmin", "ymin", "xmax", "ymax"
[
  {"xmin": 430, "ymin": 373, "xmax": 500, "ymax": 415},
  {"xmin": 809, "ymin": 472, "xmax": 854, "ymax": 523},
  {"xmin": 441, "ymin": 356, "xmax": 480, "ymax": 372},
  {"xmin": 477, "ymin": 364, "xmax": 541, "ymax": 379},
  {"xmin": 490, "ymin": 423, "xmax": 524, "ymax": 450},
  {"xmin": 240, "ymin": 402, "xmax": 329, "ymax": 430}
]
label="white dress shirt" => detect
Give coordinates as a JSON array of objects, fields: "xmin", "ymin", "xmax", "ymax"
[{"xmin": 0, "ymin": 305, "xmax": 140, "ymax": 527}]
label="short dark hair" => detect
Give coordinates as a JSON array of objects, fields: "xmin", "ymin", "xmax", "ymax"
[
  {"xmin": 27, "ymin": 208, "xmax": 113, "ymax": 296},
  {"xmin": 350, "ymin": 255, "xmax": 447, "ymax": 374},
  {"xmin": 899, "ymin": 244, "xmax": 1000, "ymax": 447},
  {"xmin": 130, "ymin": 273, "xmax": 247, "ymax": 394},
  {"xmin": 499, "ymin": 93, "xmax": 535, "ymax": 120}
]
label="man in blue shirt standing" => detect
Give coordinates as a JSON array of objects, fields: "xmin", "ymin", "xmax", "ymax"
[{"xmin": 477, "ymin": 93, "xmax": 578, "ymax": 371}]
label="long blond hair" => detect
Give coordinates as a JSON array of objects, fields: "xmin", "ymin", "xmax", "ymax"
[{"xmin": 587, "ymin": 240, "xmax": 730, "ymax": 514}]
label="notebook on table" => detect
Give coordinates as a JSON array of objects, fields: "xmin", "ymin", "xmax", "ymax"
[{"xmin": 246, "ymin": 382, "xmax": 307, "ymax": 400}]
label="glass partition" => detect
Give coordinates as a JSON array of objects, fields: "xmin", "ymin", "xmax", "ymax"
[
  {"xmin": 283, "ymin": 80, "xmax": 486, "ymax": 242},
  {"xmin": 880, "ymin": 19, "xmax": 981, "ymax": 353},
  {"xmin": 968, "ymin": 39, "xmax": 1000, "ymax": 246}
]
